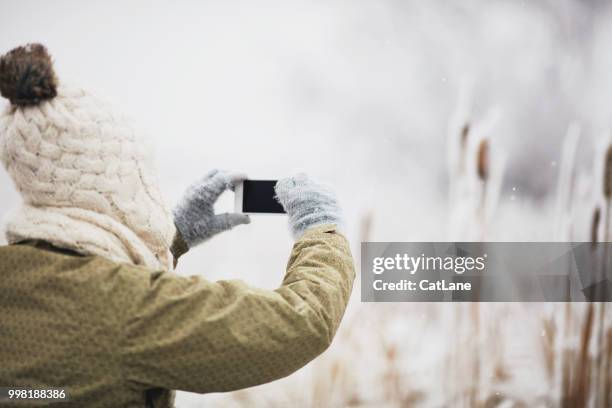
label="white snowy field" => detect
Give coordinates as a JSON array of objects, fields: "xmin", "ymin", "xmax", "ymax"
[{"xmin": 1, "ymin": 0, "xmax": 612, "ymax": 406}]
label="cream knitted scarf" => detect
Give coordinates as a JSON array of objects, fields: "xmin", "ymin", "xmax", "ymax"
[{"xmin": 5, "ymin": 205, "xmax": 172, "ymax": 270}]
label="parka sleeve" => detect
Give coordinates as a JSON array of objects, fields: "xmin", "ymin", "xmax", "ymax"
[{"xmin": 117, "ymin": 224, "xmax": 355, "ymax": 393}]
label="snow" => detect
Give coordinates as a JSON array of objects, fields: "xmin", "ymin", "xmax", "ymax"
[{"xmin": 1, "ymin": 0, "xmax": 612, "ymax": 406}]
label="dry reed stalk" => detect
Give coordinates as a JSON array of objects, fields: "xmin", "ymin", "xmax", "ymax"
[
  {"xmin": 466, "ymin": 139, "xmax": 490, "ymax": 407},
  {"xmin": 604, "ymin": 328, "xmax": 612, "ymax": 408},
  {"xmin": 378, "ymin": 332, "xmax": 425, "ymax": 407},
  {"xmin": 483, "ymin": 393, "xmax": 506, "ymax": 408},
  {"xmin": 560, "ymin": 222, "xmax": 577, "ymax": 406},
  {"xmin": 562, "ymin": 300, "xmax": 573, "ymax": 396},
  {"xmin": 468, "ymin": 302, "xmax": 481, "ymax": 407},
  {"xmin": 602, "ymin": 145, "xmax": 612, "ymax": 279},
  {"xmin": 555, "ymin": 124, "xmax": 581, "ymax": 241},
  {"xmin": 561, "ymin": 348, "xmax": 574, "ymax": 408},
  {"xmin": 590, "ymin": 206, "xmax": 605, "ymax": 407},
  {"xmin": 595, "ymin": 303, "xmax": 607, "ymax": 408},
  {"xmin": 312, "ymin": 356, "xmax": 349, "ymax": 407},
  {"xmin": 399, "ymin": 390, "xmax": 425, "ymax": 408},
  {"xmin": 448, "ymin": 119, "xmax": 472, "ymax": 241},
  {"xmin": 382, "ymin": 341, "xmax": 400, "ymax": 402},
  {"xmin": 459, "ymin": 123, "xmax": 470, "ymax": 175},
  {"xmin": 602, "ymin": 144, "xmax": 612, "ymax": 265},
  {"xmin": 489, "ymin": 306, "xmax": 510, "ymax": 385},
  {"xmin": 541, "ymin": 317, "xmax": 556, "ymax": 382},
  {"xmin": 593, "ymin": 145, "xmax": 612, "ymax": 407},
  {"xmin": 570, "ymin": 303, "xmax": 594, "ymax": 407},
  {"xmin": 311, "ymin": 369, "xmax": 326, "ymax": 407},
  {"xmin": 450, "ymin": 303, "xmax": 465, "ymax": 405}
]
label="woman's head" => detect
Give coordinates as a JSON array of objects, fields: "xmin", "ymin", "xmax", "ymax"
[{"xmin": 0, "ymin": 44, "xmax": 175, "ymax": 269}]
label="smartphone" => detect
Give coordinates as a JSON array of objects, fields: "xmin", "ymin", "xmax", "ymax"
[{"xmin": 234, "ymin": 179, "xmax": 286, "ymax": 214}]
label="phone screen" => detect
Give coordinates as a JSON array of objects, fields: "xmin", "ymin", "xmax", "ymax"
[{"xmin": 242, "ymin": 180, "xmax": 286, "ymax": 213}]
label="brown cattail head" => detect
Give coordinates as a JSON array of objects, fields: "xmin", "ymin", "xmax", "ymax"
[
  {"xmin": 477, "ymin": 139, "xmax": 489, "ymax": 181},
  {"xmin": 460, "ymin": 123, "xmax": 470, "ymax": 148},
  {"xmin": 604, "ymin": 145, "xmax": 612, "ymax": 199},
  {"xmin": 591, "ymin": 207, "xmax": 601, "ymax": 246},
  {"xmin": 0, "ymin": 43, "xmax": 57, "ymax": 106}
]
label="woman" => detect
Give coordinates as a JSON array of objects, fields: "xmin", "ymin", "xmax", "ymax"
[{"xmin": 0, "ymin": 44, "xmax": 354, "ymax": 407}]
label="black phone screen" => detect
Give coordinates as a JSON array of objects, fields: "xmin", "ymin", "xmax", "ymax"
[{"xmin": 242, "ymin": 180, "xmax": 286, "ymax": 213}]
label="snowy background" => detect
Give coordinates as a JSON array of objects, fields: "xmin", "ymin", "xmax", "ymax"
[{"xmin": 2, "ymin": 0, "xmax": 612, "ymax": 406}]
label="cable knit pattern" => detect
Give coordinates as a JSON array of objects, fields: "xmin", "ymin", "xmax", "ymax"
[
  {"xmin": 0, "ymin": 84, "xmax": 176, "ymax": 270},
  {"xmin": 274, "ymin": 173, "xmax": 344, "ymax": 239}
]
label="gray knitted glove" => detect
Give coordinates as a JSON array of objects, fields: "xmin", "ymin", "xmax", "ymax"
[
  {"xmin": 275, "ymin": 173, "xmax": 343, "ymax": 239},
  {"xmin": 173, "ymin": 170, "xmax": 251, "ymax": 248}
]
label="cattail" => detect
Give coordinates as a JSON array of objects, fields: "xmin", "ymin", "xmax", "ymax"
[
  {"xmin": 477, "ymin": 139, "xmax": 489, "ymax": 181},
  {"xmin": 475, "ymin": 139, "xmax": 490, "ymax": 241},
  {"xmin": 604, "ymin": 145, "xmax": 612, "ymax": 199},
  {"xmin": 591, "ymin": 207, "xmax": 601, "ymax": 247},
  {"xmin": 456, "ymin": 122, "xmax": 471, "ymax": 180},
  {"xmin": 460, "ymin": 123, "xmax": 470, "ymax": 148},
  {"xmin": 604, "ymin": 145, "xmax": 612, "ymax": 244}
]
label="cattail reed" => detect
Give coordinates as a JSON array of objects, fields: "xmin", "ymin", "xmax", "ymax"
[
  {"xmin": 591, "ymin": 207, "xmax": 601, "ymax": 249},
  {"xmin": 602, "ymin": 145, "xmax": 612, "ymax": 273},
  {"xmin": 572, "ymin": 304, "xmax": 594, "ymax": 407},
  {"xmin": 604, "ymin": 145, "xmax": 612, "ymax": 201},
  {"xmin": 602, "ymin": 145, "xmax": 612, "ymax": 269},
  {"xmin": 458, "ymin": 123, "xmax": 470, "ymax": 177},
  {"xmin": 461, "ymin": 123, "xmax": 470, "ymax": 147},
  {"xmin": 477, "ymin": 139, "xmax": 489, "ymax": 182},
  {"xmin": 603, "ymin": 145, "xmax": 612, "ymax": 248},
  {"xmin": 594, "ymin": 145, "xmax": 612, "ymax": 407},
  {"xmin": 591, "ymin": 208, "xmax": 601, "ymax": 305},
  {"xmin": 476, "ymin": 138, "xmax": 490, "ymax": 240}
]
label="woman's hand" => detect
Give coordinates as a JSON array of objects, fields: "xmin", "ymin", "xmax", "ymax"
[
  {"xmin": 275, "ymin": 173, "xmax": 343, "ymax": 239},
  {"xmin": 173, "ymin": 170, "xmax": 250, "ymax": 248}
]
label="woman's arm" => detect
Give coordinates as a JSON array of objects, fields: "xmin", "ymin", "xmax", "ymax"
[{"xmin": 117, "ymin": 224, "xmax": 354, "ymax": 393}]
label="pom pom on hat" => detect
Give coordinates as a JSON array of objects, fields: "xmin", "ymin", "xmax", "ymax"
[{"xmin": 0, "ymin": 43, "xmax": 57, "ymax": 106}]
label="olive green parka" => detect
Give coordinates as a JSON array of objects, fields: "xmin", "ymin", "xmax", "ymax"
[{"xmin": 0, "ymin": 224, "xmax": 354, "ymax": 407}]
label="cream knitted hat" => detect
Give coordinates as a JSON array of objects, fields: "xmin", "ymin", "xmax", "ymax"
[{"xmin": 0, "ymin": 44, "xmax": 175, "ymax": 270}]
